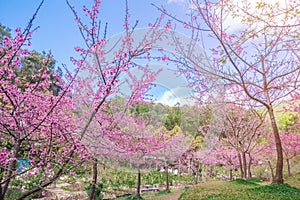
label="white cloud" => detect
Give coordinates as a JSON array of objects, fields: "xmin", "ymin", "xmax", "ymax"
[
  {"xmin": 156, "ymin": 90, "xmax": 195, "ymax": 106},
  {"xmin": 157, "ymin": 91, "xmax": 177, "ymax": 106}
]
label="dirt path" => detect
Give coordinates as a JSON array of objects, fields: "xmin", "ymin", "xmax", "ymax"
[{"xmin": 44, "ymin": 183, "xmax": 86, "ymax": 200}]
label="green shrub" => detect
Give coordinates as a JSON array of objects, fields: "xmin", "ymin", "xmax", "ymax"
[
  {"xmin": 243, "ymin": 184, "xmax": 300, "ymax": 200},
  {"xmin": 248, "ymin": 183, "xmax": 300, "ymax": 196},
  {"xmin": 229, "ymin": 178, "xmax": 259, "ymax": 185},
  {"xmin": 246, "ymin": 178, "xmax": 262, "ymax": 183}
]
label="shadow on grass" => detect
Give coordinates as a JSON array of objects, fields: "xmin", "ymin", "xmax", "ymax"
[{"xmin": 229, "ymin": 178, "xmax": 261, "ymax": 186}]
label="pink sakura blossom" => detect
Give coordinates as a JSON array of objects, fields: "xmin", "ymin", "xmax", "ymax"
[
  {"xmin": 158, "ymin": 0, "xmax": 300, "ymax": 184},
  {"xmin": 0, "ymin": 8, "xmax": 89, "ymax": 199}
]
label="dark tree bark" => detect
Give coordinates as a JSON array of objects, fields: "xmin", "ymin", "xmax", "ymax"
[
  {"xmin": 89, "ymin": 158, "xmax": 98, "ymax": 200},
  {"xmin": 238, "ymin": 152, "xmax": 244, "ymax": 179},
  {"xmin": 194, "ymin": 170, "xmax": 198, "ymax": 184},
  {"xmin": 165, "ymin": 166, "xmax": 170, "ymax": 191},
  {"xmin": 248, "ymin": 155, "xmax": 253, "ymax": 178},
  {"xmin": 242, "ymin": 152, "xmax": 247, "ymax": 179},
  {"xmin": 286, "ymin": 159, "xmax": 292, "ymax": 177},
  {"xmin": 229, "ymin": 169, "xmax": 233, "ymax": 180},
  {"xmin": 267, "ymin": 160, "xmax": 275, "ymax": 182},
  {"xmin": 136, "ymin": 167, "xmax": 141, "ymax": 198},
  {"xmin": 268, "ymin": 109, "xmax": 284, "ymax": 184}
]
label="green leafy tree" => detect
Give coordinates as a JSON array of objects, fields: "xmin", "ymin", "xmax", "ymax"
[
  {"xmin": 164, "ymin": 103, "xmax": 182, "ymax": 131},
  {"xmin": 16, "ymin": 50, "xmax": 61, "ymax": 95},
  {"xmin": 0, "ymin": 23, "xmax": 61, "ymax": 95},
  {"xmin": 0, "ymin": 23, "xmax": 11, "ymax": 41}
]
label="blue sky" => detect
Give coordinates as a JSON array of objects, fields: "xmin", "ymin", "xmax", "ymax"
[
  {"xmin": 0, "ymin": 0, "xmax": 189, "ymax": 68},
  {"xmin": 1, "ymin": 0, "xmax": 201, "ymax": 106}
]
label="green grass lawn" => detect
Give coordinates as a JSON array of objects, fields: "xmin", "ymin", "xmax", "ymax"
[
  {"xmin": 286, "ymin": 172, "xmax": 300, "ymax": 188},
  {"xmin": 113, "ymin": 173, "xmax": 300, "ymax": 200},
  {"xmin": 179, "ymin": 174, "xmax": 300, "ymax": 200},
  {"xmin": 112, "ymin": 188, "xmax": 185, "ymax": 200}
]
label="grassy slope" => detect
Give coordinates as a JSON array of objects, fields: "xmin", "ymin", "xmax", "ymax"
[
  {"xmin": 179, "ymin": 174, "xmax": 300, "ymax": 200},
  {"xmin": 111, "ymin": 172, "xmax": 300, "ymax": 200},
  {"xmin": 142, "ymin": 189, "xmax": 185, "ymax": 200},
  {"xmin": 286, "ymin": 172, "xmax": 300, "ymax": 188}
]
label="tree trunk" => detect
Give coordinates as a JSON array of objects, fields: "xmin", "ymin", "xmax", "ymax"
[
  {"xmin": 267, "ymin": 160, "xmax": 275, "ymax": 182},
  {"xmin": 136, "ymin": 168, "xmax": 141, "ymax": 198},
  {"xmin": 165, "ymin": 166, "xmax": 169, "ymax": 191},
  {"xmin": 89, "ymin": 158, "xmax": 98, "ymax": 200},
  {"xmin": 188, "ymin": 159, "xmax": 192, "ymax": 174},
  {"xmin": 229, "ymin": 169, "xmax": 233, "ymax": 180},
  {"xmin": 238, "ymin": 152, "xmax": 244, "ymax": 178},
  {"xmin": 178, "ymin": 159, "xmax": 181, "ymax": 174},
  {"xmin": 248, "ymin": 155, "xmax": 252, "ymax": 178},
  {"xmin": 201, "ymin": 164, "xmax": 206, "ymax": 182},
  {"xmin": 242, "ymin": 152, "xmax": 247, "ymax": 179},
  {"xmin": 286, "ymin": 159, "xmax": 291, "ymax": 177},
  {"xmin": 208, "ymin": 165, "xmax": 214, "ymax": 177},
  {"xmin": 0, "ymin": 140, "xmax": 21, "ymax": 199},
  {"xmin": 193, "ymin": 170, "xmax": 198, "ymax": 185},
  {"xmin": 268, "ymin": 109, "xmax": 284, "ymax": 184}
]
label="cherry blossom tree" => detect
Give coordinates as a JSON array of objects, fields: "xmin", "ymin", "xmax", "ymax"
[
  {"xmin": 155, "ymin": 126, "xmax": 191, "ymax": 191},
  {"xmin": 177, "ymin": 135, "xmax": 204, "ymax": 184},
  {"xmin": 0, "ymin": 0, "xmax": 177, "ymax": 199},
  {"xmin": 196, "ymin": 102, "xmax": 266, "ymax": 180},
  {"xmin": 219, "ymin": 103, "xmax": 265, "ymax": 179},
  {"xmin": 281, "ymin": 131, "xmax": 300, "ymax": 177},
  {"xmin": 65, "ymin": 0, "xmax": 174, "ymax": 198},
  {"xmin": 200, "ymin": 144, "xmax": 239, "ymax": 180},
  {"xmin": 0, "ymin": 2, "xmax": 90, "ymax": 199},
  {"xmin": 157, "ymin": 0, "xmax": 300, "ymax": 184},
  {"xmin": 84, "ymin": 108, "xmax": 178, "ymax": 198}
]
